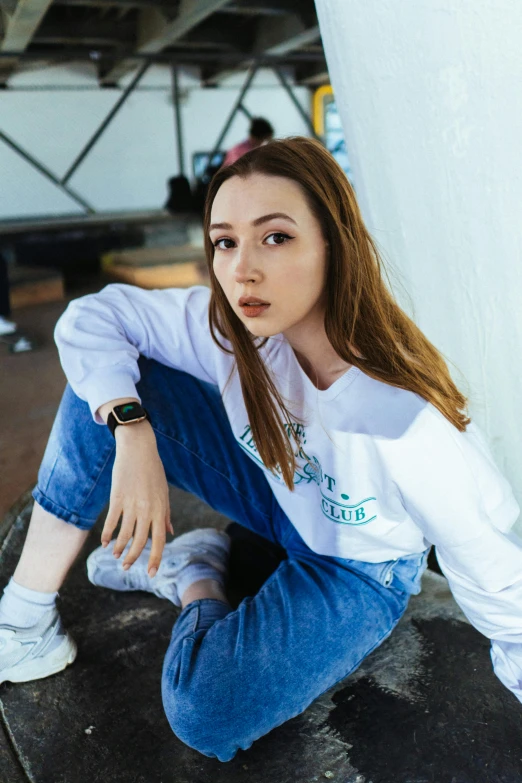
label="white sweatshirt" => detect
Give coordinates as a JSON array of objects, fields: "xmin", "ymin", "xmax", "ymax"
[{"xmin": 54, "ymin": 283, "xmax": 522, "ymax": 704}]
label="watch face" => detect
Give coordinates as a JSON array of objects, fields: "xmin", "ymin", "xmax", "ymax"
[{"xmin": 113, "ymin": 402, "xmax": 145, "ymax": 422}]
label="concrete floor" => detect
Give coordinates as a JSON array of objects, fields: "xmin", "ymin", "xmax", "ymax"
[
  {"xmin": 1, "ymin": 281, "xmax": 522, "ymax": 782},
  {"xmin": 2, "ymin": 496, "xmax": 522, "ymax": 783}
]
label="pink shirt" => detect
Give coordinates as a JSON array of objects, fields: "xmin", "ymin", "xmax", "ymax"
[{"xmin": 223, "ymin": 138, "xmax": 256, "ymax": 166}]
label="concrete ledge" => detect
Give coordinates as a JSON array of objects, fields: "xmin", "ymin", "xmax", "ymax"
[
  {"xmin": 9, "ymin": 266, "xmax": 65, "ymax": 310},
  {"xmin": 101, "ymin": 245, "xmax": 208, "ymax": 289}
]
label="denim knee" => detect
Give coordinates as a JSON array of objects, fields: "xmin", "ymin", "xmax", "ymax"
[{"xmin": 161, "ymin": 636, "xmax": 248, "ymax": 762}]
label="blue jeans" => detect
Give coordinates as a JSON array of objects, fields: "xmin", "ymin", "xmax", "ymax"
[{"xmin": 33, "ymin": 357, "xmax": 429, "ymax": 762}]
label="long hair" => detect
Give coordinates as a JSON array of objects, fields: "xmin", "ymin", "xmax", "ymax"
[{"xmin": 203, "ymin": 136, "xmax": 469, "ymax": 490}]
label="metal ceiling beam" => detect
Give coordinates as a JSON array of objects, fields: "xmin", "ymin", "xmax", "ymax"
[
  {"xmin": 0, "ymin": 0, "xmax": 53, "ymax": 48},
  {"xmin": 100, "ymin": 0, "xmax": 231, "ymax": 85},
  {"xmin": 165, "ymin": 38, "xmax": 236, "ymax": 49},
  {"xmin": 162, "ymin": 22, "xmax": 241, "ymax": 51},
  {"xmin": 137, "ymin": 0, "xmax": 231, "ymax": 52},
  {"xmin": 52, "ymin": 0, "xmax": 290, "ymax": 11},
  {"xmin": 217, "ymin": 0, "xmax": 294, "ymax": 16},
  {"xmin": 34, "ymin": 14, "xmax": 242, "ymax": 53},
  {"xmin": 273, "ymin": 65, "xmax": 318, "ymax": 139},
  {"xmin": 62, "ymin": 59, "xmax": 150, "ymax": 183},
  {"xmin": 295, "ymin": 62, "xmax": 330, "ymax": 86},
  {"xmin": 202, "ymin": 10, "xmax": 321, "ymax": 85},
  {"xmin": 54, "ymin": 0, "xmax": 172, "ymax": 7},
  {"xmin": 0, "ymin": 48, "xmax": 326, "ymax": 63},
  {"xmin": 33, "ymin": 33, "xmax": 122, "ymax": 45},
  {"xmin": 171, "ymin": 64, "xmax": 184, "ymax": 175},
  {"xmin": 0, "ymin": 127, "xmax": 94, "ymax": 212},
  {"xmin": 205, "ymin": 63, "xmax": 257, "ymax": 172},
  {"xmin": 0, "ymin": 0, "xmax": 53, "ymax": 83},
  {"xmin": 254, "ymin": 14, "xmax": 320, "ymax": 56},
  {"xmin": 33, "ymin": 19, "xmax": 135, "ymax": 46}
]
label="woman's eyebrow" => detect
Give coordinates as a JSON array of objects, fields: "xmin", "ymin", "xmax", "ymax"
[
  {"xmin": 209, "ymin": 222, "xmax": 233, "ymax": 232},
  {"xmin": 252, "ymin": 212, "xmax": 297, "ymax": 227},
  {"xmin": 209, "ymin": 212, "xmax": 297, "ymax": 232}
]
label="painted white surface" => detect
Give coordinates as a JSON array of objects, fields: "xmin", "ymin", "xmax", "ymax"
[
  {"xmin": 316, "ymin": 0, "xmax": 522, "ymax": 529},
  {"xmin": 0, "ymin": 142, "xmax": 84, "ymax": 217},
  {"xmin": 0, "ymin": 64, "xmax": 311, "ymax": 218}
]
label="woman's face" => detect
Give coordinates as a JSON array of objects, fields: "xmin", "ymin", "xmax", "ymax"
[{"xmin": 210, "ymin": 173, "xmax": 328, "ymax": 339}]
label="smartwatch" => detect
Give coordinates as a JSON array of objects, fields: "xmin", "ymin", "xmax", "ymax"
[{"xmin": 107, "ymin": 401, "xmax": 151, "ymax": 437}]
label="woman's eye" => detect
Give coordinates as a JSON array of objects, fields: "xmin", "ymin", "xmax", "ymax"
[
  {"xmin": 212, "ymin": 233, "xmax": 293, "ymax": 250},
  {"xmin": 213, "ymin": 238, "xmax": 235, "ymax": 250},
  {"xmin": 265, "ymin": 232, "xmax": 293, "ymax": 246}
]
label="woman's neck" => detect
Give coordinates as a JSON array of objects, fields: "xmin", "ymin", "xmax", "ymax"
[{"xmin": 283, "ymin": 311, "xmax": 352, "ymax": 391}]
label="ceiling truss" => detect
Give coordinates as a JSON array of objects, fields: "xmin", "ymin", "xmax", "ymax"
[{"xmin": 0, "ymin": 0, "xmax": 329, "ymax": 86}]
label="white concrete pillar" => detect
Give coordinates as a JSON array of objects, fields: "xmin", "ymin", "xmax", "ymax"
[{"xmin": 316, "ymin": 0, "xmax": 522, "ymax": 523}]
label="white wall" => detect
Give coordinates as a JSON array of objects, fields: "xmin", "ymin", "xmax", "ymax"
[
  {"xmin": 0, "ymin": 64, "xmax": 312, "ymax": 219},
  {"xmin": 316, "ymin": 0, "xmax": 522, "ymax": 528}
]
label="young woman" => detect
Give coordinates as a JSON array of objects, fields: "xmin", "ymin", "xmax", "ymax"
[{"xmin": 0, "ymin": 137, "xmax": 521, "ymax": 762}]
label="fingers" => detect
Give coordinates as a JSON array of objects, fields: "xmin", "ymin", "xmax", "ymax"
[
  {"xmin": 166, "ymin": 506, "xmax": 174, "ymax": 536},
  {"xmin": 102, "ymin": 496, "xmax": 170, "ymax": 578},
  {"xmin": 112, "ymin": 508, "xmax": 137, "ymax": 559},
  {"xmin": 101, "ymin": 501, "xmax": 123, "ymax": 548},
  {"xmin": 121, "ymin": 515, "xmax": 166, "ymax": 577},
  {"xmin": 147, "ymin": 520, "xmax": 167, "ymax": 578},
  {"xmin": 122, "ymin": 517, "xmax": 151, "ymax": 570}
]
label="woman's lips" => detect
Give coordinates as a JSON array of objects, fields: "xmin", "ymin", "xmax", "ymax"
[
  {"xmin": 239, "ymin": 303, "xmax": 271, "ymax": 318},
  {"xmin": 238, "ymin": 296, "xmax": 271, "ymax": 318}
]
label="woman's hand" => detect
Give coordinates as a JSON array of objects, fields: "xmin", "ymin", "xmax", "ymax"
[{"xmin": 101, "ymin": 420, "xmax": 174, "ymax": 577}]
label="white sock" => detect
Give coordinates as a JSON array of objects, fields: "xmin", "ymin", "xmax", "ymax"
[
  {"xmin": 174, "ymin": 564, "xmax": 225, "ymax": 604},
  {"xmin": 0, "ymin": 578, "xmax": 58, "ymax": 628}
]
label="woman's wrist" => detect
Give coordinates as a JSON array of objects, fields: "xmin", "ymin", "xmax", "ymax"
[
  {"xmin": 114, "ymin": 418, "xmax": 155, "ymax": 443},
  {"xmin": 96, "ymin": 397, "xmax": 155, "ymax": 443}
]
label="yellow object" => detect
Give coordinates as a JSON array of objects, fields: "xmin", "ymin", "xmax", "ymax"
[{"xmin": 313, "ymin": 85, "xmax": 334, "ymax": 137}]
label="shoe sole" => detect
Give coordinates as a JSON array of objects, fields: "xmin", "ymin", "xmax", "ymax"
[{"xmin": 0, "ymin": 634, "xmax": 77, "ymax": 685}]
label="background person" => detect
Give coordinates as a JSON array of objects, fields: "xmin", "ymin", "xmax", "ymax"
[
  {"xmin": 0, "ymin": 249, "xmax": 17, "ymax": 336},
  {"xmin": 223, "ymin": 117, "xmax": 274, "ymax": 166}
]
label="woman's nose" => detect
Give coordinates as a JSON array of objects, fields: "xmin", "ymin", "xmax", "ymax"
[{"xmin": 234, "ymin": 249, "xmax": 261, "ymax": 284}]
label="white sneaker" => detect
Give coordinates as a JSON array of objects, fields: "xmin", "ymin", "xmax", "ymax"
[
  {"xmin": 10, "ymin": 336, "xmax": 33, "ymax": 353},
  {"xmin": 87, "ymin": 528, "xmax": 230, "ymax": 607},
  {"xmin": 0, "ymin": 608, "xmax": 77, "ymax": 685},
  {"xmin": 0, "ymin": 316, "xmax": 17, "ymax": 336}
]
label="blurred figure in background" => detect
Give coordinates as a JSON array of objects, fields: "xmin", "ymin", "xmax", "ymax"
[
  {"xmin": 0, "ymin": 250, "xmax": 17, "ymax": 336},
  {"xmin": 0, "ymin": 249, "xmax": 34, "ymax": 352},
  {"xmin": 223, "ymin": 117, "xmax": 274, "ymax": 166}
]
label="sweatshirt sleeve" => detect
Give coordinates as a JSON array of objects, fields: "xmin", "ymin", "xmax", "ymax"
[
  {"xmin": 54, "ymin": 284, "xmax": 219, "ymax": 423},
  {"xmin": 390, "ymin": 406, "xmax": 522, "ymax": 705}
]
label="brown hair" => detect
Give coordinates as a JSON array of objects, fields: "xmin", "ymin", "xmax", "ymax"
[{"xmin": 203, "ymin": 136, "xmax": 469, "ymax": 490}]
